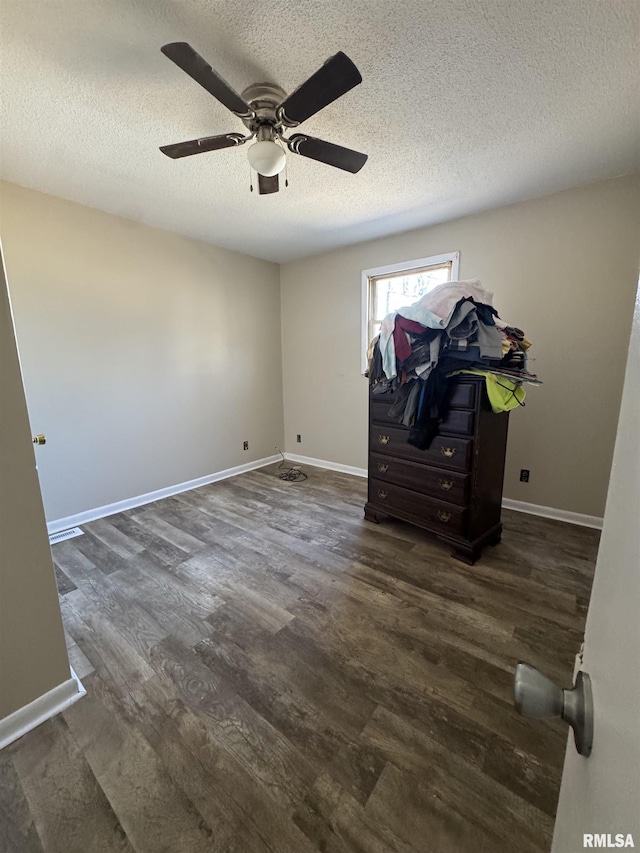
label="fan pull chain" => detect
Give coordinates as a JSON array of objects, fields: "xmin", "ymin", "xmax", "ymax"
[
  {"xmin": 284, "ymin": 160, "xmax": 289, "ymax": 188},
  {"xmin": 249, "ymin": 163, "xmax": 254, "ymax": 192}
]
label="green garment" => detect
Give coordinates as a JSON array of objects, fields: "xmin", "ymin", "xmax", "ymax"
[{"xmin": 448, "ymin": 369, "xmax": 526, "ymax": 413}]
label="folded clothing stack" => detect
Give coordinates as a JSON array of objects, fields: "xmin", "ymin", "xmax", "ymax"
[{"xmin": 367, "ymin": 279, "xmax": 539, "ymax": 450}]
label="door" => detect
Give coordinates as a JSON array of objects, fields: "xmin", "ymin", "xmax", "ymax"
[
  {"xmin": 0, "ymin": 240, "xmax": 74, "ymax": 741},
  {"xmin": 551, "ymin": 280, "xmax": 640, "ymax": 850}
]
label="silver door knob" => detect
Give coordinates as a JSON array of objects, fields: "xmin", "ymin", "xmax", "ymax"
[{"xmin": 514, "ymin": 662, "xmax": 594, "ymax": 757}]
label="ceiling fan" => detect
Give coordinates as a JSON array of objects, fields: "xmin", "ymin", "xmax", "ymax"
[{"xmin": 159, "ymin": 42, "xmax": 368, "ymax": 194}]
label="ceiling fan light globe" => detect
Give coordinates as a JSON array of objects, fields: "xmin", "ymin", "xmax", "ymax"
[{"xmin": 247, "ymin": 140, "xmax": 286, "ymax": 177}]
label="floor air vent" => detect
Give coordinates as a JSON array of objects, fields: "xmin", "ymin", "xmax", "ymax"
[{"xmin": 49, "ymin": 527, "xmax": 84, "ymax": 544}]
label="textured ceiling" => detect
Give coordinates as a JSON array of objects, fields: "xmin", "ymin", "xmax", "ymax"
[{"xmin": 1, "ymin": 0, "xmax": 638, "ymax": 263}]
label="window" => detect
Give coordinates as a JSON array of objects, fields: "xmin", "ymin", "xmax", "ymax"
[{"xmin": 361, "ymin": 251, "xmax": 460, "ymax": 372}]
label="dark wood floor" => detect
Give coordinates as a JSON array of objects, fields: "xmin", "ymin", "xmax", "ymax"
[{"xmin": 1, "ymin": 464, "xmax": 598, "ymax": 853}]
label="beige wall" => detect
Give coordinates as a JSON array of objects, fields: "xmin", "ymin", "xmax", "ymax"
[
  {"xmin": 0, "ymin": 181, "xmax": 284, "ymax": 523},
  {"xmin": 0, "ymin": 244, "xmax": 71, "ymax": 719},
  {"xmin": 2, "ymin": 176, "xmax": 638, "ymax": 525},
  {"xmin": 280, "ymin": 175, "xmax": 640, "ymax": 518}
]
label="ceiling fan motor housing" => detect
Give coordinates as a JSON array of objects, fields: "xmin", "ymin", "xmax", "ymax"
[{"xmin": 240, "ymin": 83, "xmax": 289, "ymax": 134}]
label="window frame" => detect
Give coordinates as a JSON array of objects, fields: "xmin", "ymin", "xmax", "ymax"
[{"xmin": 360, "ymin": 251, "xmax": 460, "ymax": 374}]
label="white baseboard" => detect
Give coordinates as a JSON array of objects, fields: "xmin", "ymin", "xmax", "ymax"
[
  {"xmin": 0, "ymin": 667, "xmax": 86, "ymax": 750},
  {"xmin": 47, "ymin": 455, "xmax": 281, "ymax": 535},
  {"xmin": 284, "ymin": 452, "xmax": 604, "ymax": 530},
  {"xmin": 284, "ymin": 452, "xmax": 367, "ymax": 479},
  {"xmin": 500, "ymin": 498, "xmax": 603, "ymax": 530},
  {"xmin": 47, "ymin": 452, "xmax": 603, "ymax": 536}
]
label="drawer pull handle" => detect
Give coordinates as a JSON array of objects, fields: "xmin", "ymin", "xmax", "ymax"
[
  {"xmin": 440, "ymin": 446, "xmax": 456, "ymax": 458},
  {"xmin": 437, "ymin": 510, "xmax": 452, "ymax": 523},
  {"xmin": 377, "ymin": 463, "xmax": 389, "ymax": 473},
  {"xmin": 378, "ymin": 435, "xmax": 390, "ymax": 445},
  {"xmin": 439, "ymin": 479, "xmax": 454, "ymax": 491},
  {"xmin": 377, "ymin": 490, "xmax": 388, "ymax": 500}
]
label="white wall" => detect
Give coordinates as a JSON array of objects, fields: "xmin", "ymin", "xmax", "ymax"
[
  {"xmin": 280, "ymin": 175, "xmax": 640, "ymax": 518},
  {"xmin": 0, "ymin": 181, "xmax": 284, "ymax": 524}
]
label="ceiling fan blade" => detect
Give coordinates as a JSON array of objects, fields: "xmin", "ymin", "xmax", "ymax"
[
  {"xmin": 161, "ymin": 42, "xmax": 253, "ymax": 118},
  {"xmin": 277, "ymin": 52, "xmax": 362, "ymax": 126},
  {"xmin": 258, "ymin": 173, "xmax": 279, "ymax": 195},
  {"xmin": 287, "ymin": 134, "xmax": 367, "ymax": 173},
  {"xmin": 160, "ymin": 133, "xmax": 246, "ymax": 159}
]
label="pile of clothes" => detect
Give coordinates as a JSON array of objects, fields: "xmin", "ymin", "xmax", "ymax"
[{"xmin": 367, "ymin": 279, "xmax": 539, "ymax": 450}]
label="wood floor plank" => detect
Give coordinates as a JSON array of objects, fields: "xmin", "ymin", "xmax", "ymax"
[
  {"xmin": 419, "ymin": 551, "xmax": 581, "ymax": 625},
  {"xmin": 64, "ymin": 632, "xmax": 95, "ymax": 681},
  {"xmin": 343, "ymin": 559, "xmax": 517, "ymax": 649},
  {"xmin": 217, "ymin": 581, "xmax": 295, "ymax": 634},
  {"xmin": 53, "ymin": 564, "xmax": 77, "ymax": 596},
  {"xmin": 466, "ymin": 689, "xmax": 566, "ymax": 767},
  {"xmin": 10, "ymin": 716, "xmax": 133, "ymax": 853},
  {"xmin": 361, "ymin": 705, "xmax": 554, "ymax": 852},
  {"xmin": 106, "ymin": 552, "xmax": 224, "ymax": 649},
  {"xmin": 283, "ymin": 602, "xmax": 477, "ymax": 715},
  {"xmin": 2, "ymin": 464, "xmax": 598, "ymax": 852},
  {"xmin": 482, "ymin": 732, "xmax": 563, "ymax": 817},
  {"xmin": 60, "ymin": 590, "xmax": 155, "ymax": 696},
  {"xmin": 71, "ymin": 529, "xmax": 136, "ymax": 575},
  {"xmin": 288, "ymin": 557, "xmax": 517, "ymax": 671},
  {"xmin": 129, "ymin": 673, "xmax": 320, "ymax": 853},
  {"xmin": 271, "ymin": 618, "xmax": 491, "ymax": 771},
  {"xmin": 364, "ymin": 761, "xmax": 510, "ymax": 853},
  {"xmin": 0, "ymin": 748, "xmax": 45, "ymax": 853},
  {"xmin": 136, "ymin": 496, "xmax": 238, "ymax": 547},
  {"xmin": 107, "ymin": 513, "xmax": 192, "ymax": 567},
  {"xmin": 195, "ymin": 627, "xmax": 385, "ymax": 804},
  {"xmin": 51, "ymin": 538, "xmax": 96, "ymax": 575},
  {"xmin": 293, "ymin": 772, "xmax": 414, "ymax": 853},
  {"xmin": 60, "ymin": 563, "xmax": 169, "ymax": 662},
  {"xmin": 346, "ymin": 559, "xmax": 578, "ymax": 686},
  {"xmin": 83, "ymin": 517, "xmax": 145, "ymax": 559},
  {"xmin": 63, "ymin": 677, "xmax": 217, "ymax": 853},
  {"xmin": 130, "ymin": 509, "xmax": 211, "ymax": 555},
  {"xmin": 148, "ymin": 635, "xmax": 318, "ymax": 816}
]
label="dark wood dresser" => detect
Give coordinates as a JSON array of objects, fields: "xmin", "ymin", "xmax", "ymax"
[{"xmin": 364, "ymin": 376, "xmax": 509, "ymax": 564}]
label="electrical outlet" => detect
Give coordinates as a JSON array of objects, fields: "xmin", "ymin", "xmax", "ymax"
[
  {"xmin": 296, "ymin": 434, "xmax": 301, "ymax": 443},
  {"xmin": 243, "ymin": 441, "xmax": 249, "ymax": 451},
  {"xmin": 520, "ymin": 469, "xmax": 530, "ymax": 482}
]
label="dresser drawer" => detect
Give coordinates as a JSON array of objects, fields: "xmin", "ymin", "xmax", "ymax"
[
  {"xmin": 369, "ymin": 478, "xmax": 467, "ymax": 535},
  {"xmin": 370, "ymin": 386, "xmax": 403, "ymax": 406},
  {"xmin": 370, "ymin": 425, "xmax": 473, "ymax": 472},
  {"xmin": 369, "ymin": 452, "xmax": 469, "ymax": 506},
  {"xmin": 370, "ymin": 399, "xmax": 409, "ymax": 427},
  {"xmin": 370, "ymin": 401, "xmax": 474, "ymax": 435},
  {"xmin": 439, "ymin": 409, "xmax": 475, "ymax": 435},
  {"xmin": 447, "ymin": 381, "xmax": 477, "ymax": 410}
]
